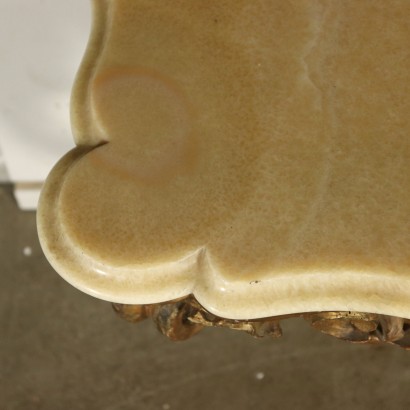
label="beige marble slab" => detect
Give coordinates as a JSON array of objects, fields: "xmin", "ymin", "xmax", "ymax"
[{"xmin": 37, "ymin": 0, "xmax": 410, "ymax": 320}]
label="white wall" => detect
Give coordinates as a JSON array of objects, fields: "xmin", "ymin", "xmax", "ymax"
[{"xmin": 0, "ymin": 0, "xmax": 91, "ymax": 209}]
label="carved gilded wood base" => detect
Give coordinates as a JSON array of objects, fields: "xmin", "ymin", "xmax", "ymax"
[{"xmin": 113, "ymin": 296, "xmax": 410, "ymax": 349}]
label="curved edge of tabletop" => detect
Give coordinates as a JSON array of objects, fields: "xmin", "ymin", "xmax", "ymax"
[{"xmin": 37, "ymin": 151, "xmax": 410, "ymax": 321}]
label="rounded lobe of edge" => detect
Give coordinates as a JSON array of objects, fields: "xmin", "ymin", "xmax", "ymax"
[{"xmin": 38, "ymin": 159, "xmax": 410, "ymax": 322}]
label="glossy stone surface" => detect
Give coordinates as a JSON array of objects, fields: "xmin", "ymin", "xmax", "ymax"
[{"xmin": 38, "ymin": 1, "xmax": 410, "ymax": 319}]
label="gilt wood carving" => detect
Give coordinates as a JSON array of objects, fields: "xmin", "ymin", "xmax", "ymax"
[{"xmin": 113, "ymin": 298, "xmax": 410, "ymax": 349}]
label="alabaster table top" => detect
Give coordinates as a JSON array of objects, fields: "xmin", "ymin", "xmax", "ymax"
[{"xmin": 38, "ymin": 0, "xmax": 410, "ymax": 322}]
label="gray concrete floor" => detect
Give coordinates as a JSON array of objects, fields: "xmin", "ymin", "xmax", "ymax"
[{"xmin": 1, "ymin": 183, "xmax": 410, "ymax": 410}]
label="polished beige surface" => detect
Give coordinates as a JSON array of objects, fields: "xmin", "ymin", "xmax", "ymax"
[{"xmin": 38, "ymin": 0, "xmax": 410, "ymax": 319}]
